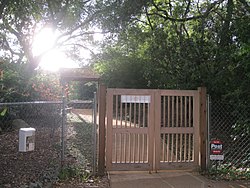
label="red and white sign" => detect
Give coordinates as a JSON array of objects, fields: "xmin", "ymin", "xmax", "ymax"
[
  {"xmin": 210, "ymin": 139, "xmax": 223, "ymax": 154},
  {"xmin": 210, "ymin": 139, "xmax": 224, "ymax": 160}
]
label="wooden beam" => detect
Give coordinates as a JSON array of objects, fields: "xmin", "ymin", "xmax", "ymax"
[
  {"xmin": 98, "ymin": 84, "xmax": 106, "ymax": 175},
  {"xmin": 154, "ymin": 90, "xmax": 161, "ymax": 172},
  {"xmin": 198, "ymin": 87, "xmax": 207, "ymax": 171}
]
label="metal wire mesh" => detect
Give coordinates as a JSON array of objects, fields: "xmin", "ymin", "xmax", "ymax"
[
  {"xmin": 0, "ymin": 101, "xmax": 62, "ymax": 142},
  {"xmin": 0, "ymin": 101, "xmax": 63, "ymax": 187},
  {"xmin": 66, "ymin": 99, "xmax": 97, "ymax": 174},
  {"xmin": 209, "ymin": 98, "xmax": 250, "ymax": 171}
]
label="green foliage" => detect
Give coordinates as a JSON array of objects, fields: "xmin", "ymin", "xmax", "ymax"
[
  {"xmin": 0, "ymin": 60, "xmax": 31, "ymax": 102},
  {"xmin": 0, "ymin": 59, "xmax": 61, "ymax": 102},
  {"xmin": 93, "ymin": 0, "xmax": 250, "ymax": 102},
  {"xmin": 0, "ymin": 107, "xmax": 7, "ymax": 117},
  {"xmin": 70, "ymin": 82, "xmax": 97, "ymax": 100},
  {"xmin": 94, "ymin": 47, "xmax": 148, "ymax": 88},
  {"xmin": 58, "ymin": 166, "xmax": 90, "ymax": 182},
  {"xmin": 232, "ymin": 119, "xmax": 250, "ymax": 138},
  {"xmin": 0, "ymin": 106, "xmax": 15, "ymax": 131},
  {"xmin": 208, "ymin": 164, "xmax": 250, "ymax": 181}
]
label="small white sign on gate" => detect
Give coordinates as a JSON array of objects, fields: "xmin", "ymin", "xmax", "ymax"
[{"xmin": 121, "ymin": 95, "xmax": 151, "ymax": 103}]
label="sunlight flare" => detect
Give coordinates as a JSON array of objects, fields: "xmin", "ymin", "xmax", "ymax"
[
  {"xmin": 39, "ymin": 50, "xmax": 78, "ymax": 72},
  {"xmin": 32, "ymin": 28, "xmax": 56, "ymax": 56},
  {"xmin": 32, "ymin": 27, "xmax": 79, "ymax": 71}
]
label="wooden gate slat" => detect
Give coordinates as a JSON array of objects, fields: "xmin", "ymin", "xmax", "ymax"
[{"xmin": 106, "ymin": 88, "xmax": 200, "ymax": 171}]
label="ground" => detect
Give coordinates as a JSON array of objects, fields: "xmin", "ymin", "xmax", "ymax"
[
  {"xmin": 53, "ymin": 112, "xmax": 110, "ymax": 188},
  {"xmin": 0, "ymin": 120, "xmax": 61, "ymax": 187},
  {"xmin": 0, "ymin": 112, "xmax": 110, "ymax": 188}
]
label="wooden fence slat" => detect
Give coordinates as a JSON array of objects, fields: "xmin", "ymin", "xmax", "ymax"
[
  {"xmin": 176, "ymin": 96, "xmax": 179, "ymax": 128},
  {"xmin": 125, "ymin": 103, "xmax": 127, "ymax": 128},
  {"xmin": 143, "ymin": 135, "xmax": 145, "ymax": 163},
  {"xmin": 171, "ymin": 134, "xmax": 174, "ymax": 162},
  {"xmin": 129, "ymin": 103, "xmax": 132, "ymax": 128},
  {"xmin": 167, "ymin": 134, "xmax": 170, "ymax": 162},
  {"xmin": 184, "ymin": 134, "xmax": 187, "ymax": 162},
  {"xmin": 180, "ymin": 134, "xmax": 183, "ymax": 162},
  {"xmin": 162, "ymin": 134, "xmax": 165, "ymax": 161},
  {"xmin": 185, "ymin": 97, "xmax": 187, "ymax": 128},
  {"xmin": 124, "ymin": 133, "xmax": 127, "ymax": 163},
  {"xmin": 172, "ymin": 96, "xmax": 174, "ymax": 127},
  {"xmin": 115, "ymin": 134, "xmax": 117, "ymax": 163},
  {"xmin": 143, "ymin": 103, "xmax": 145, "ymax": 128},
  {"xmin": 133, "ymin": 103, "xmax": 136, "ymax": 127},
  {"xmin": 115, "ymin": 95, "xmax": 118, "ymax": 128},
  {"xmin": 189, "ymin": 96, "xmax": 191, "ymax": 127},
  {"xmin": 163, "ymin": 96, "xmax": 166, "ymax": 128},
  {"xmin": 176, "ymin": 134, "xmax": 178, "ymax": 162},
  {"xmin": 188, "ymin": 133, "xmax": 191, "ymax": 162},
  {"xmin": 168, "ymin": 96, "xmax": 170, "ymax": 128},
  {"xmin": 120, "ymin": 97, "xmax": 122, "ymax": 128},
  {"xmin": 106, "ymin": 88, "xmax": 202, "ymax": 172}
]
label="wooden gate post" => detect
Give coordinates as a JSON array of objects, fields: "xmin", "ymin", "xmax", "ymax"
[
  {"xmin": 154, "ymin": 90, "xmax": 161, "ymax": 172},
  {"xmin": 198, "ymin": 87, "xmax": 207, "ymax": 171},
  {"xmin": 98, "ymin": 84, "xmax": 106, "ymax": 175}
]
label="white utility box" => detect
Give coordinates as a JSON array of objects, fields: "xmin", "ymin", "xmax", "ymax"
[{"xmin": 19, "ymin": 128, "xmax": 36, "ymax": 152}]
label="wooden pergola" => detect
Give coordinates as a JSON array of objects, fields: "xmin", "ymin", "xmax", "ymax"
[{"xmin": 59, "ymin": 67, "xmax": 106, "ymax": 175}]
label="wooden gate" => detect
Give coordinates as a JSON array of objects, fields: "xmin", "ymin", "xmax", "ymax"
[{"xmin": 106, "ymin": 88, "xmax": 200, "ymax": 171}]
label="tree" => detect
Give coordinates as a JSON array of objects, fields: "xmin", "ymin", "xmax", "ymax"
[
  {"xmin": 93, "ymin": 0, "xmax": 250, "ymax": 102},
  {"xmin": 0, "ymin": 59, "xmax": 61, "ymax": 102},
  {"xmin": 0, "ymin": 58, "xmax": 30, "ymax": 102},
  {"xmin": 0, "ymin": 0, "xmax": 101, "ymax": 73}
]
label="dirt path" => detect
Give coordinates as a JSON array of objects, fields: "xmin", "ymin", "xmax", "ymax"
[{"xmin": 52, "ymin": 111, "xmax": 110, "ymax": 188}]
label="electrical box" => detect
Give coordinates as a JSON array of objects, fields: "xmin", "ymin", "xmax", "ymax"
[{"xmin": 19, "ymin": 128, "xmax": 36, "ymax": 152}]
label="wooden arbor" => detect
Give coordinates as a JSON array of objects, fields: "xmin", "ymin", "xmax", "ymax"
[{"xmin": 59, "ymin": 68, "xmax": 106, "ymax": 175}]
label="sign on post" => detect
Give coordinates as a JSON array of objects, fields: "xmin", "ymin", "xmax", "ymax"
[{"xmin": 210, "ymin": 139, "xmax": 224, "ymax": 160}]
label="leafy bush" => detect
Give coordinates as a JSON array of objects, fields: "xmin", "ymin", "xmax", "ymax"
[{"xmin": 0, "ymin": 60, "xmax": 61, "ymax": 102}]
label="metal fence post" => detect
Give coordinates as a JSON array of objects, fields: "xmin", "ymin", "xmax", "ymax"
[
  {"xmin": 92, "ymin": 92, "xmax": 97, "ymax": 175},
  {"xmin": 207, "ymin": 95, "xmax": 211, "ymax": 169},
  {"xmin": 61, "ymin": 82, "xmax": 66, "ymax": 167}
]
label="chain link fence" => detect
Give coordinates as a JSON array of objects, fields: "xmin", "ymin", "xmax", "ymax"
[
  {"xmin": 0, "ymin": 95, "xmax": 98, "ymax": 187},
  {"xmin": 66, "ymin": 97, "xmax": 97, "ymax": 175},
  {"xmin": 0, "ymin": 101, "xmax": 63, "ymax": 187},
  {"xmin": 208, "ymin": 97, "xmax": 250, "ymax": 179}
]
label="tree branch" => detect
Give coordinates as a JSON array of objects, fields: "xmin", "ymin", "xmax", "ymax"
[
  {"xmin": 145, "ymin": 6, "xmax": 154, "ymax": 30},
  {"xmin": 55, "ymin": 10, "xmax": 101, "ymax": 43},
  {"xmin": 184, "ymin": 0, "xmax": 191, "ymax": 17},
  {"xmin": 219, "ymin": 0, "xmax": 234, "ymax": 47},
  {"xmin": 149, "ymin": 0, "xmax": 225, "ymax": 22}
]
